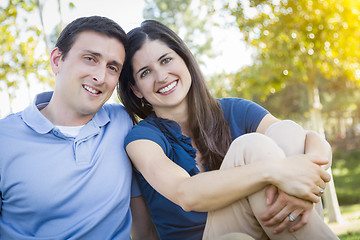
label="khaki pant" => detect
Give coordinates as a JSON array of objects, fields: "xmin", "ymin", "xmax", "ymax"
[{"xmin": 203, "ymin": 121, "xmax": 339, "ymax": 240}]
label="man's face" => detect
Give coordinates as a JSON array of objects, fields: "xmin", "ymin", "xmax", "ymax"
[{"xmin": 52, "ymin": 31, "xmax": 125, "ymax": 120}]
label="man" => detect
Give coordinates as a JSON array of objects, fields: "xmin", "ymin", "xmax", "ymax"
[{"xmin": 0, "ymin": 16, "xmax": 157, "ymax": 239}]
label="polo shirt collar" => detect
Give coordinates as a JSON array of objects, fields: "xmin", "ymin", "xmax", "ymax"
[
  {"xmin": 22, "ymin": 91, "xmax": 54, "ymax": 134},
  {"xmin": 22, "ymin": 91, "xmax": 110, "ymax": 135},
  {"xmin": 90, "ymin": 106, "xmax": 110, "ymax": 128}
]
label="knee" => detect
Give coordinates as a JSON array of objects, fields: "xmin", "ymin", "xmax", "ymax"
[
  {"xmin": 265, "ymin": 120, "xmax": 306, "ymax": 156},
  {"xmin": 229, "ymin": 133, "xmax": 285, "ymax": 165},
  {"xmin": 231, "ymin": 133, "xmax": 277, "ymax": 151}
]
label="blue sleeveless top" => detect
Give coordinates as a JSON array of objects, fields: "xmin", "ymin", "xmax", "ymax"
[{"xmin": 125, "ymin": 98, "xmax": 268, "ymax": 239}]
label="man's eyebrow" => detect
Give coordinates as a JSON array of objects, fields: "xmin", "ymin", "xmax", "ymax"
[
  {"xmin": 84, "ymin": 50, "xmax": 102, "ymax": 57},
  {"xmin": 108, "ymin": 60, "xmax": 122, "ymax": 69},
  {"xmin": 135, "ymin": 52, "xmax": 171, "ymax": 75},
  {"xmin": 83, "ymin": 50, "xmax": 122, "ymax": 68}
]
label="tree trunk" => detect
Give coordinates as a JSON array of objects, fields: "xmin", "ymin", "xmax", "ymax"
[
  {"xmin": 36, "ymin": 0, "xmax": 49, "ymax": 54},
  {"xmin": 308, "ymin": 84, "xmax": 343, "ymax": 223}
]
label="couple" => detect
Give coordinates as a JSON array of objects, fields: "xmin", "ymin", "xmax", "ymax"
[{"xmin": 0, "ymin": 16, "xmax": 338, "ymax": 240}]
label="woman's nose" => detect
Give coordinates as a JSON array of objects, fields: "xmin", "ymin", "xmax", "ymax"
[{"xmin": 154, "ymin": 68, "xmax": 168, "ymax": 83}]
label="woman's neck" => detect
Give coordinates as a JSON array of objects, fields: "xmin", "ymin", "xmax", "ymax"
[{"xmin": 154, "ymin": 103, "xmax": 191, "ymax": 137}]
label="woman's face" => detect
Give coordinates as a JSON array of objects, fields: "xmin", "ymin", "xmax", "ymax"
[{"xmin": 131, "ymin": 39, "xmax": 192, "ymax": 115}]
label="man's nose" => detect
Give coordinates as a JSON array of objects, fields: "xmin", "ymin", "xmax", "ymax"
[{"xmin": 92, "ymin": 66, "xmax": 106, "ymax": 83}]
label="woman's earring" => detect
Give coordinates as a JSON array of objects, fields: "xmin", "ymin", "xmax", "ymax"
[
  {"xmin": 141, "ymin": 98, "xmax": 145, "ymax": 108},
  {"xmin": 141, "ymin": 98, "xmax": 152, "ymax": 108}
]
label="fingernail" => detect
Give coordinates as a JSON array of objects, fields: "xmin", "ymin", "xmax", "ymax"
[
  {"xmin": 273, "ymin": 230, "xmax": 277, "ymax": 234},
  {"xmin": 266, "ymin": 198, "xmax": 270, "ymax": 204}
]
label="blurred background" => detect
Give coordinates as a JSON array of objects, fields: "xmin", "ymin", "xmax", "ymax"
[{"xmin": 1, "ymin": 0, "xmax": 359, "ymax": 238}]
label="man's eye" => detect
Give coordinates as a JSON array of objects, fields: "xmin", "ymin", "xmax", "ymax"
[
  {"xmin": 108, "ymin": 65, "xmax": 119, "ymax": 72},
  {"xmin": 140, "ymin": 69, "xmax": 150, "ymax": 78},
  {"xmin": 85, "ymin": 56, "xmax": 96, "ymax": 62}
]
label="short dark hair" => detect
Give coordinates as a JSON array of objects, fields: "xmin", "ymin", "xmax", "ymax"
[{"xmin": 55, "ymin": 16, "xmax": 128, "ymax": 59}]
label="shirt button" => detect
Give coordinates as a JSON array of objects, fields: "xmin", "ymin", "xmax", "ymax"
[{"xmin": 53, "ymin": 130, "xmax": 59, "ymax": 135}]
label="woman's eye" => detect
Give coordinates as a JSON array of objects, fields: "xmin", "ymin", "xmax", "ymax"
[
  {"xmin": 161, "ymin": 58, "xmax": 171, "ymax": 64},
  {"xmin": 140, "ymin": 69, "xmax": 150, "ymax": 78}
]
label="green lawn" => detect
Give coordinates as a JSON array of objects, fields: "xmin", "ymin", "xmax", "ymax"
[
  {"xmin": 332, "ymin": 150, "xmax": 360, "ymax": 205},
  {"xmin": 327, "ymin": 204, "xmax": 360, "ymax": 239},
  {"xmin": 327, "ymin": 150, "xmax": 360, "ymax": 239},
  {"xmin": 339, "ymin": 232, "xmax": 360, "ymax": 240}
]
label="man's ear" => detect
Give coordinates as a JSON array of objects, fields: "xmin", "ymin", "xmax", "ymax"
[
  {"xmin": 50, "ymin": 47, "xmax": 63, "ymax": 75},
  {"xmin": 130, "ymin": 84, "xmax": 144, "ymax": 99}
]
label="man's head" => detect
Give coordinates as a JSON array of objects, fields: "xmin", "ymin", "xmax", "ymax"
[
  {"xmin": 46, "ymin": 16, "xmax": 127, "ymax": 125},
  {"xmin": 55, "ymin": 16, "xmax": 127, "ymax": 60}
]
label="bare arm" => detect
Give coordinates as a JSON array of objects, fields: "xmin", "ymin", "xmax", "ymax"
[
  {"xmin": 126, "ymin": 139, "xmax": 329, "ymax": 212},
  {"xmin": 130, "ymin": 196, "xmax": 159, "ymax": 240},
  {"xmin": 127, "ymin": 140, "xmax": 272, "ymax": 212}
]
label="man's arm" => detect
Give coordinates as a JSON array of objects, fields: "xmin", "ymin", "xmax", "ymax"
[{"xmin": 130, "ymin": 196, "xmax": 159, "ymax": 240}]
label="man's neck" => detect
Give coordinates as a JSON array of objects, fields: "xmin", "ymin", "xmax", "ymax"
[{"xmin": 40, "ymin": 101, "xmax": 94, "ymax": 126}]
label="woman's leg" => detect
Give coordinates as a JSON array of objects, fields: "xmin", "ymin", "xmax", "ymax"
[
  {"xmin": 203, "ymin": 133, "xmax": 284, "ymax": 240},
  {"xmin": 203, "ymin": 129, "xmax": 338, "ymax": 239},
  {"xmin": 214, "ymin": 232, "xmax": 255, "ymax": 240},
  {"xmin": 264, "ymin": 120, "xmax": 324, "ymax": 217}
]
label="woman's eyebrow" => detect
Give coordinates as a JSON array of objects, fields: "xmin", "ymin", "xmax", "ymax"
[{"xmin": 135, "ymin": 52, "xmax": 171, "ymax": 75}]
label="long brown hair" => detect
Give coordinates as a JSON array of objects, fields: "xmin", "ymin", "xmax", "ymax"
[{"xmin": 118, "ymin": 20, "xmax": 231, "ymax": 170}]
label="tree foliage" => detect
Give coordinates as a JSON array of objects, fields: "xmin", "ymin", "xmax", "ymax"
[
  {"xmin": 0, "ymin": 0, "xmax": 51, "ymax": 107},
  {"xmin": 1, "ymin": 0, "xmax": 75, "ymax": 114},
  {"xmin": 143, "ymin": 0, "xmax": 217, "ymax": 64},
  {"xmin": 224, "ymin": 0, "xmax": 360, "ymax": 117}
]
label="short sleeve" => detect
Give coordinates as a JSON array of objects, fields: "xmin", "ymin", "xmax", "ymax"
[
  {"xmin": 124, "ymin": 124, "xmax": 169, "ymax": 155},
  {"xmin": 219, "ymin": 98, "xmax": 269, "ymax": 139}
]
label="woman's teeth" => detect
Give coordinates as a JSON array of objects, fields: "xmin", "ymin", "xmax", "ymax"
[{"xmin": 159, "ymin": 81, "xmax": 177, "ymax": 93}]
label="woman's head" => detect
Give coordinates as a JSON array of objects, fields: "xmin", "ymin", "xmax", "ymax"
[
  {"xmin": 130, "ymin": 39, "xmax": 192, "ymax": 117},
  {"xmin": 118, "ymin": 20, "xmax": 208, "ymax": 123},
  {"xmin": 119, "ymin": 20, "xmax": 231, "ymax": 170}
]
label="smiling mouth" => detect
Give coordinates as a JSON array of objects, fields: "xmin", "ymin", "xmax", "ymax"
[
  {"xmin": 83, "ymin": 84, "xmax": 101, "ymax": 95},
  {"xmin": 158, "ymin": 80, "xmax": 178, "ymax": 94}
]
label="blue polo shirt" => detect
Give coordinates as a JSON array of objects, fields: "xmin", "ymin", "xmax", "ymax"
[
  {"xmin": 125, "ymin": 98, "xmax": 269, "ymax": 240},
  {"xmin": 0, "ymin": 92, "xmax": 139, "ymax": 239}
]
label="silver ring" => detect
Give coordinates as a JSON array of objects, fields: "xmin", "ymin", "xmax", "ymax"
[
  {"xmin": 288, "ymin": 214, "xmax": 295, "ymax": 222},
  {"xmin": 318, "ymin": 189, "xmax": 324, "ymax": 196}
]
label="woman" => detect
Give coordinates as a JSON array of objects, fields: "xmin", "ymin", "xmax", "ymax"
[{"xmin": 118, "ymin": 20, "xmax": 338, "ymax": 240}]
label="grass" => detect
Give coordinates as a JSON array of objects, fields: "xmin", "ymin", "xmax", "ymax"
[
  {"xmin": 332, "ymin": 150, "xmax": 360, "ymax": 205},
  {"xmin": 338, "ymin": 232, "xmax": 360, "ymax": 240},
  {"xmin": 326, "ymin": 202, "xmax": 360, "ymax": 239},
  {"xmin": 325, "ymin": 149, "xmax": 360, "ymax": 239}
]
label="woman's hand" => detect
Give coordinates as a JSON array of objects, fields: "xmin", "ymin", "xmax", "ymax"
[
  {"xmin": 259, "ymin": 185, "xmax": 314, "ymax": 234},
  {"xmin": 271, "ymin": 154, "xmax": 330, "ymax": 203}
]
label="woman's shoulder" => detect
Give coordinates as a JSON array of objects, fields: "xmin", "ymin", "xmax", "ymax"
[
  {"xmin": 218, "ymin": 97, "xmax": 254, "ymax": 106},
  {"xmin": 125, "ymin": 115, "xmax": 170, "ymax": 153},
  {"xmin": 218, "ymin": 97, "xmax": 260, "ymax": 114},
  {"xmin": 127, "ymin": 118, "xmax": 163, "ymax": 140}
]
